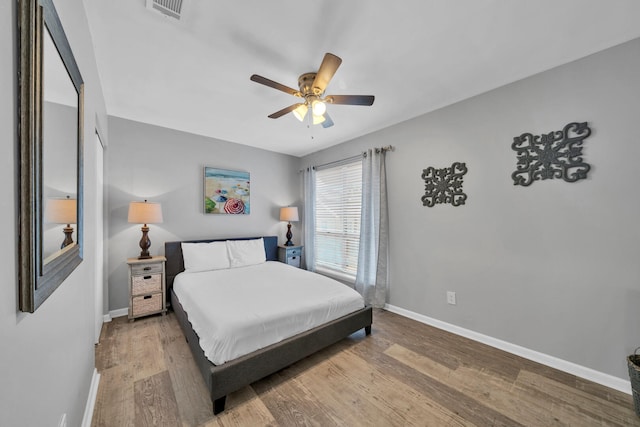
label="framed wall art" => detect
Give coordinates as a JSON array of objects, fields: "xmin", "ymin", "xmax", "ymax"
[{"xmin": 204, "ymin": 167, "xmax": 250, "ymax": 214}]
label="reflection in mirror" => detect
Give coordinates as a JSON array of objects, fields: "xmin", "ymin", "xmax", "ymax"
[
  {"xmin": 44, "ymin": 196, "xmax": 76, "ymax": 261},
  {"xmin": 18, "ymin": 0, "xmax": 84, "ymax": 312},
  {"xmin": 42, "ymin": 26, "xmax": 78, "ymax": 263}
]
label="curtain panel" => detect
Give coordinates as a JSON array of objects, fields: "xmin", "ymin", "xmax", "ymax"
[
  {"xmin": 355, "ymin": 148, "xmax": 390, "ymax": 308},
  {"xmin": 303, "ymin": 167, "xmax": 316, "ymax": 271}
]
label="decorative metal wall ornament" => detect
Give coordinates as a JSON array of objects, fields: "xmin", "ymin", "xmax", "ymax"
[
  {"xmin": 511, "ymin": 122, "xmax": 591, "ymax": 186},
  {"xmin": 421, "ymin": 162, "xmax": 468, "ymax": 207}
]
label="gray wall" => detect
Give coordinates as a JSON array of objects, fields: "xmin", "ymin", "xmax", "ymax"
[
  {"xmin": 0, "ymin": 1, "xmax": 108, "ymax": 426},
  {"xmin": 301, "ymin": 38, "xmax": 640, "ymax": 381},
  {"xmin": 107, "ymin": 117, "xmax": 300, "ymax": 311}
]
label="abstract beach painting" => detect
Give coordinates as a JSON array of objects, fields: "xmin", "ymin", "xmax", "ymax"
[{"xmin": 204, "ymin": 167, "xmax": 250, "ymax": 214}]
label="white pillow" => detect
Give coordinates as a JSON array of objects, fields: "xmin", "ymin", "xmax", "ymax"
[
  {"xmin": 226, "ymin": 238, "xmax": 266, "ymax": 268},
  {"xmin": 181, "ymin": 241, "xmax": 230, "ymax": 272}
]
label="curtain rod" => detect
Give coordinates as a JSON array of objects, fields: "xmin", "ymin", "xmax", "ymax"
[
  {"xmin": 376, "ymin": 145, "xmax": 394, "ymax": 152},
  {"xmin": 367, "ymin": 145, "xmax": 394, "ymax": 155},
  {"xmin": 299, "ymin": 145, "xmax": 395, "ymax": 172}
]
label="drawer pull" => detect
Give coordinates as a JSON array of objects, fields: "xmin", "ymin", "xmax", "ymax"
[
  {"xmin": 143, "ymin": 275, "xmax": 152, "ymax": 280},
  {"xmin": 143, "ymin": 295, "xmax": 152, "ymax": 300},
  {"xmin": 143, "ymin": 266, "xmax": 152, "ymax": 271}
]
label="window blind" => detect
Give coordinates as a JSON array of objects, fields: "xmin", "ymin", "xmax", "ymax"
[{"xmin": 314, "ymin": 159, "xmax": 362, "ymax": 279}]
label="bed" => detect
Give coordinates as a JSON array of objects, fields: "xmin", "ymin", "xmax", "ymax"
[{"xmin": 164, "ymin": 236, "xmax": 373, "ymax": 414}]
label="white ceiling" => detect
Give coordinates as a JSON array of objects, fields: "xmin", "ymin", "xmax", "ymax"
[{"xmin": 83, "ymin": 0, "xmax": 640, "ymax": 157}]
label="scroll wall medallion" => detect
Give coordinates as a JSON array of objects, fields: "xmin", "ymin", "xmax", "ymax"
[
  {"xmin": 511, "ymin": 122, "xmax": 591, "ymax": 187},
  {"xmin": 421, "ymin": 162, "xmax": 467, "ymax": 207}
]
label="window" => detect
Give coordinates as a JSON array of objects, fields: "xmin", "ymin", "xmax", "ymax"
[{"xmin": 314, "ymin": 159, "xmax": 362, "ymax": 280}]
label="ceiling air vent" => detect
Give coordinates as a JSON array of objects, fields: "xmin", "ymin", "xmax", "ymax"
[{"xmin": 146, "ymin": 0, "xmax": 184, "ymax": 20}]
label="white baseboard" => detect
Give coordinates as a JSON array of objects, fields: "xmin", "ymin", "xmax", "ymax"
[
  {"xmin": 106, "ymin": 307, "xmax": 128, "ymax": 321},
  {"xmin": 81, "ymin": 368, "xmax": 100, "ymax": 427},
  {"xmin": 384, "ymin": 304, "xmax": 631, "ymax": 395}
]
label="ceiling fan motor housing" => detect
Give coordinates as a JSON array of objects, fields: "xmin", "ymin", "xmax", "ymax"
[{"xmin": 298, "ymin": 73, "xmax": 322, "ymax": 97}]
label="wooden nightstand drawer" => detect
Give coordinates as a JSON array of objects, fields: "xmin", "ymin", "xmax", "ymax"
[
  {"xmin": 132, "ymin": 293, "xmax": 163, "ymax": 316},
  {"xmin": 288, "ymin": 248, "xmax": 302, "ymax": 257},
  {"xmin": 131, "ymin": 263, "xmax": 163, "ymax": 275},
  {"xmin": 278, "ymin": 245, "xmax": 304, "ymax": 269},
  {"xmin": 132, "ymin": 273, "xmax": 162, "ymax": 295}
]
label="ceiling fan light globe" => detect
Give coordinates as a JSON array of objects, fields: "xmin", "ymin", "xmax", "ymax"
[
  {"xmin": 293, "ymin": 104, "xmax": 308, "ymax": 121},
  {"xmin": 311, "ymin": 100, "xmax": 326, "ymax": 116},
  {"xmin": 312, "ymin": 114, "xmax": 326, "ymax": 125}
]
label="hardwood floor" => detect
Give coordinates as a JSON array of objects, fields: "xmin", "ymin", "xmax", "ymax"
[{"xmin": 92, "ymin": 310, "xmax": 638, "ymax": 426}]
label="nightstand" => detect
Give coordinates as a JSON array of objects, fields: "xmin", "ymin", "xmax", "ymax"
[
  {"xmin": 127, "ymin": 256, "xmax": 167, "ymax": 321},
  {"xmin": 278, "ymin": 245, "xmax": 304, "ymax": 269}
]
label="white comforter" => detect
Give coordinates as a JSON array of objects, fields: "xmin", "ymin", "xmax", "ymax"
[{"xmin": 173, "ymin": 261, "xmax": 364, "ymax": 365}]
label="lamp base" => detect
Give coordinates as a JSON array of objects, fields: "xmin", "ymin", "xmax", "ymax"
[
  {"xmin": 284, "ymin": 222, "xmax": 294, "ymax": 246},
  {"xmin": 138, "ymin": 225, "xmax": 152, "ymax": 259},
  {"xmin": 60, "ymin": 226, "xmax": 74, "ymax": 249}
]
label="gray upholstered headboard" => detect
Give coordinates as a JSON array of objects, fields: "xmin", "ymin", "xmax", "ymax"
[{"xmin": 164, "ymin": 236, "xmax": 278, "ymax": 302}]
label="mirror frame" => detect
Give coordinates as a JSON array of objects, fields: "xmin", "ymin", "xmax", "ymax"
[{"xmin": 18, "ymin": 0, "xmax": 84, "ymax": 312}]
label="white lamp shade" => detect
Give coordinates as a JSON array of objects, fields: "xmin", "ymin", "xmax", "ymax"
[
  {"xmin": 279, "ymin": 206, "xmax": 299, "ymax": 222},
  {"xmin": 311, "ymin": 99, "xmax": 326, "ymax": 116},
  {"xmin": 292, "ymin": 104, "xmax": 308, "ymax": 122},
  {"xmin": 312, "ymin": 114, "xmax": 326, "ymax": 125},
  {"xmin": 45, "ymin": 198, "xmax": 77, "ymax": 224},
  {"xmin": 128, "ymin": 201, "xmax": 163, "ymax": 224}
]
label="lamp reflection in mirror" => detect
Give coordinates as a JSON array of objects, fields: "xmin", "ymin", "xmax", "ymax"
[
  {"xmin": 45, "ymin": 195, "xmax": 77, "ymax": 248},
  {"xmin": 279, "ymin": 206, "xmax": 299, "ymax": 246},
  {"xmin": 128, "ymin": 200, "xmax": 163, "ymax": 259}
]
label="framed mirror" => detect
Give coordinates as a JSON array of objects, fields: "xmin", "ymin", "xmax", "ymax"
[{"xmin": 18, "ymin": 0, "xmax": 84, "ymax": 312}]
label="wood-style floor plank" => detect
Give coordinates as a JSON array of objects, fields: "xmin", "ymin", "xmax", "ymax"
[
  {"xmin": 134, "ymin": 371, "xmax": 181, "ymax": 426},
  {"xmin": 157, "ymin": 315, "xmax": 213, "ymax": 426},
  {"xmin": 384, "ymin": 343, "xmax": 559, "ymax": 426},
  {"xmin": 92, "ymin": 310, "xmax": 639, "ymax": 427},
  {"xmin": 201, "ymin": 387, "xmax": 278, "ymax": 427},
  {"xmin": 517, "ymin": 369, "xmax": 638, "ymax": 425},
  {"xmin": 303, "ymin": 347, "xmax": 473, "ymax": 426},
  {"xmin": 92, "ymin": 364, "xmax": 135, "ymax": 427}
]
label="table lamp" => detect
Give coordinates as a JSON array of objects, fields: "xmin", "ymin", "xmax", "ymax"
[
  {"xmin": 128, "ymin": 199, "xmax": 163, "ymax": 259},
  {"xmin": 45, "ymin": 195, "xmax": 77, "ymax": 248},
  {"xmin": 279, "ymin": 206, "xmax": 299, "ymax": 246}
]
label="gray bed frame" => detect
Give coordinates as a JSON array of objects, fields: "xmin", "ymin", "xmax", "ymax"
[{"xmin": 164, "ymin": 236, "xmax": 373, "ymax": 414}]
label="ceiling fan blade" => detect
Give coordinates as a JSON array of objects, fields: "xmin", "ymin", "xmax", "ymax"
[
  {"xmin": 250, "ymin": 74, "xmax": 301, "ymax": 97},
  {"xmin": 325, "ymin": 94, "xmax": 375, "ymax": 106},
  {"xmin": 321, "ymin": 113, "xmax": 334, "ymax": 128},
  {"xmin": 312, "ymin": 53, "xmax": 342, "ymax": 94},
  {"xmin": 268, "ymin": 103, "xmax": 304, "ymax": 119}
]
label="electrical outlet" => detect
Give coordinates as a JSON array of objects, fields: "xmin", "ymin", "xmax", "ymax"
[{"xmin": 446, "ymin": 291, "xmax": 456, "ymax": 305}]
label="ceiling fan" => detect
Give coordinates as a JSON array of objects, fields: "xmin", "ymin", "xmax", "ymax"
[{"xmin": 250, "ymin": 53, "xmax": 375, "ymax": 128}]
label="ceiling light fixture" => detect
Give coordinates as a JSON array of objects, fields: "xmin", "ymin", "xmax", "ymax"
[
  {"xmin": 250, "ymin": 53, "xmax": 375, "ymax": 129},
  {"xmin": 312, "ymin": 114, "xmax": 326, "ymax": 125},
  {"xmin": 293, "ymin": 104, "xmax": 308, "ymax": 122},
  {"xmin": 311, "ymin": 99, "xmax": 326, "ymax": 116}
]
